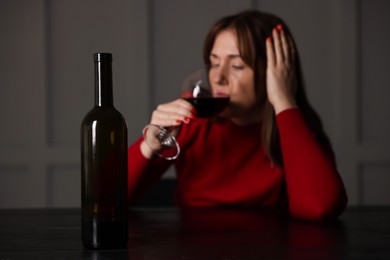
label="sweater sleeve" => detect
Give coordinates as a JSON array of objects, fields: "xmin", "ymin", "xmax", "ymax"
[
  {"xmin": 276, "ymin": 108, "xmax": 348, "ymax": 221},
  {"xmin": 127, "ymin": 137, "xmax": 172, "ymax": 205}
]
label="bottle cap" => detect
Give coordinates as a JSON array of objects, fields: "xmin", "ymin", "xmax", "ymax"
[{"xmin": 94, "ymin": 53, "xmax": 112, "ymax": 62}]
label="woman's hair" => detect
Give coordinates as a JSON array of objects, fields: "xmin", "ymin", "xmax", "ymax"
[{"xmin": 203, "ymin": 10, "xmax": 332, "ymax": 166}]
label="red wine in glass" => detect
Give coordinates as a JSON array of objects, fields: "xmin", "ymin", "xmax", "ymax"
[{"xmin": 183, "ymin": 97, "xmax": 229, "ymax": 118}]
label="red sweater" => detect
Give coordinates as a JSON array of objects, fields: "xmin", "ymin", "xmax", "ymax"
[{"xmin": 128, "ymin": 108, "xmax": 347, "ymax": 221}]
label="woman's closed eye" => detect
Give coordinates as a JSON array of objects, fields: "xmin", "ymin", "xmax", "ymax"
[{"xmin": 232, "ymin": 64, "xmax": 244, "ymax": 70}]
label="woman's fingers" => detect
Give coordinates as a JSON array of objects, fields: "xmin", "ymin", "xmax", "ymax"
[
  {"xmin": 268, "ymin": 24, "xmax": 295, "ymax": 66},
  {"xmin": 151, "ymin": 110, "xmax": 180, "ymax": 127},
  {"xmin": 278, "ymin": 25, "xmax": 290, "ymax": 64},
  {"xmin": 150, "ymin": 99, "xmax": 195, "ymax": 127},
  {"xmin": 266, "ymin": 36, "xmax": 275, "ymax": 67},
  {"xmin": 272, "ymin": 26, "xmax": 284, "ymax": 63}
]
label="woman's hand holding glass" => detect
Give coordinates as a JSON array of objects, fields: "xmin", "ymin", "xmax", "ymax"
[
  {"xmin": 141, "ymin": 99, "xmax": 194, "ymax": 160},
  {"xmin": 142, "ymin": 67, "xmax": 229, "ymax": 160}
]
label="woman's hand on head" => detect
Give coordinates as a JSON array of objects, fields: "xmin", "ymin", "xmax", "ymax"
[{"xmin": 265, "ymin": 24, "xmax": 298, "ymax": 114}]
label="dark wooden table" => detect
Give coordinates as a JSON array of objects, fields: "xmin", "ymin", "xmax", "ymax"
[{"xmin": 0, "ymin": 207, "xmax": 389, "ymax": 259}]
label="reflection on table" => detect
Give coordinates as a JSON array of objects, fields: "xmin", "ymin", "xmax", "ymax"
[
  {"xmin": 128, "ymin": 208, "xmax": 346, "ymax": 259},
  {"xmin": 0, "ymin": 207, "xmax": 389, "ymax": 259}
]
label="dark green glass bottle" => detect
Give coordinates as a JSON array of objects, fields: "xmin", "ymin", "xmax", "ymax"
[{"xmin": 81, "ymin": 53, "xmax": 128, "ymax": 249}]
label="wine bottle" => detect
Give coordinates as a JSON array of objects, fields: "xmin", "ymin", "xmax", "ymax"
[{"xmin": 81, "ymin": 53, "xmax": 128, "ymax": 249}]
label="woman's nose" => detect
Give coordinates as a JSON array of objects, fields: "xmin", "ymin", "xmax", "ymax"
[{"xmin": 212, "ymin": 66, "xmax": 228, "ymax": 85}]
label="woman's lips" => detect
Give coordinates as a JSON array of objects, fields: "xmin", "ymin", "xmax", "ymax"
[{"xmin": 214, "ymin": 91, "xmax": 229, "ymax": 97}]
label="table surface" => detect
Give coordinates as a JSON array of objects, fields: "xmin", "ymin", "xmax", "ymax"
[{"xmin": 0, "ymin": 206, "xmax": 389, "ymax": 259}]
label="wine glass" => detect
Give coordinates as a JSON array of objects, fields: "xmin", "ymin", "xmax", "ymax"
[{"xmin": 143, "ymin": 67, "xmax": 230, "ymax": 160}]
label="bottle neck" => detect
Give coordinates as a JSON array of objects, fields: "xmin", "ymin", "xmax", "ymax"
[{"xmin": 94, "ymin": 57, "xmax": 113, "ymax": 107}]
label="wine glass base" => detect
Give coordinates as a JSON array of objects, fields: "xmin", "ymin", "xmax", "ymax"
[{"xmin": 142, "ymin": 124, "xmax": 180, "ymax": 160}]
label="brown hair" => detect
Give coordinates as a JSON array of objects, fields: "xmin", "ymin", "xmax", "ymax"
[{"xmin": 203, "ymin": 10, "xmax": 332, "ymax": 166}]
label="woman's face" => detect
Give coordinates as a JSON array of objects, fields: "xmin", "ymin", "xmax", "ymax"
[{"xmin": 209, "ymin": 29, "xmax": 262, "ymax": 124}]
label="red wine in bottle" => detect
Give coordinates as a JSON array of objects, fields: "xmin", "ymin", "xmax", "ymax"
[
  {"xmin": 81, "ymin": 53, "xmax": 128, "ymax": 249},
  {"xmin": 184, "ymin": 97, "xmax": 229, "ymax": 118}
]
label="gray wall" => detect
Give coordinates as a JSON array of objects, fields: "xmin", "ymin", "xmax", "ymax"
[{"xmin": 0, "ymin": 0, "xmax": 389, "ymax": 208}]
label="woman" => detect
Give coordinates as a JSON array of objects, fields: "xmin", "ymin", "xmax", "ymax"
[{"xmin": 128, "ymin": 10, "xmax": 348, "ymax": 221}]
